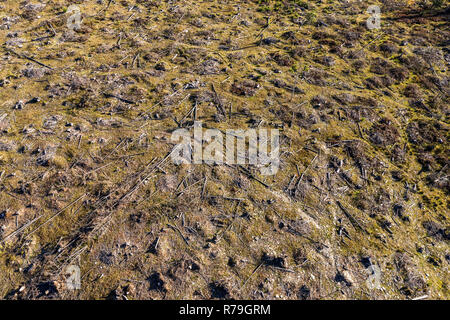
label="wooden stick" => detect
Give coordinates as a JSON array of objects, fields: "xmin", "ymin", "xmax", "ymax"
[{"xmin": 5, "ymin": 48, "xmax": 53, "ymax": 69}]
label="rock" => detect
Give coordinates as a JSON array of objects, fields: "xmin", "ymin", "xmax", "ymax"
[
  {"xmin": 99, "ymin": 250, "xmax": 114, "ymax": 265},
  {"xmin": 13, "ymin": 101, "xmax": 24, "ymax": 110}
]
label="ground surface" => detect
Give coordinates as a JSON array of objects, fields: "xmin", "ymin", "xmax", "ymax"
[{"xmin": 0, "ymin": 0, "xmax": 448, "ymax": 300}]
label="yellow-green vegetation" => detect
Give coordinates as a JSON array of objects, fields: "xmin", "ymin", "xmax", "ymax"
[{"xmin": 0, "ymin": 0, "xmax": 448, "ymax": 300}]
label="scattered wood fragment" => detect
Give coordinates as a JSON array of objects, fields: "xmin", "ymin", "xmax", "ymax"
[
  {"xmin": 5, "ymin": 48, "xmax": 53, "ymax": 70},
  {"xmin": 336, "ymin": 200, "xmax": 368, "ymax": 234},
  {"xmin": 167, "ymin": 223, "xmax": 189, "ymax": 246}
]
